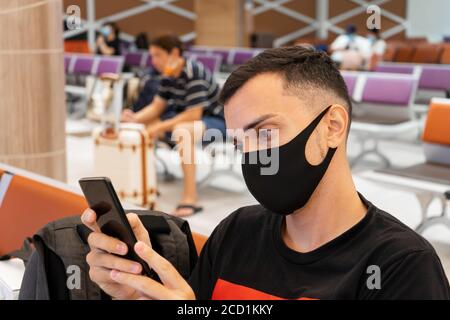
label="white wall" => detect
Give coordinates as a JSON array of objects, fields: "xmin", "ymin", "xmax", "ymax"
[{"xmin": 406, "ymin": 0, "xmax": 450, "ymax": 41}]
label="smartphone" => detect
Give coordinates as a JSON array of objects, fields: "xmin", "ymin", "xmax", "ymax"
[{"xmin": 79, "ymin": 177, "xmax": 153, "ymax": 277}]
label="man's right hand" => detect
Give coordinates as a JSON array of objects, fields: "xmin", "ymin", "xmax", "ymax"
[
  {"xmin": 81, "ymin": 209, "xmax": 147, "ymax": 300},
  {"xmin": 81, "ymin": 209, "xmax": 195, "ymax": 300}
]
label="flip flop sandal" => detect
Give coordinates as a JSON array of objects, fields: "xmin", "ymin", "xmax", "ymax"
[{"xmin": 174, "ymin": 204, "xmax": 203, "ymax": 217}]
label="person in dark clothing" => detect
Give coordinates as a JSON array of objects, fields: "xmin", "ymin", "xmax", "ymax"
[
  {"xmin": 81, "ymin": 47, "xmax": 450, "ymax": 300},
  {"xmin": 121, "ymin": 34, "xmax": 225, "ymax": 217},
  {"xmin": 131, "ymin": 68, "xmax": 161, "ymax": 113},
  {"xmin": 135, "ymin": 32, "xmax": 150, "ymax": 50},
  {"xmin": 96, "ymin": 22, "xmax": 121, "ymax": 56}
]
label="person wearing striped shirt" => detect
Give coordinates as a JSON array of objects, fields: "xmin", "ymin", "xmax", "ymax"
[{"xmin": 122, "ymin": 35, "xmax": 226, "ymax": 217}]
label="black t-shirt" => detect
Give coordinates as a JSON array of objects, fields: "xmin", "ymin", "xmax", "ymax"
[
  {"xmin": 96, "ymin": 37, "xmax": 121, "ymax": 56},
  {"xmin": 188, "ymin": 194, "xmax": 450, "ymax": 300}
]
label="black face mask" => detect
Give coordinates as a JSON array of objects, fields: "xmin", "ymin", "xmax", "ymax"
[{"xmin": 241, "ymin": 106, "xmax": 337, "ymax": 216}]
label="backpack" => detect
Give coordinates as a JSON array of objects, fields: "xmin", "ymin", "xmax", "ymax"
[{"xmin": 4, "ymin": 210, "xmax": 198, "ymax": 300}]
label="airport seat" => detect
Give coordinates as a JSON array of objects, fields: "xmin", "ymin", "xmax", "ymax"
[
  {"xmin": 72, "ymin": 56, "xmax": 95, "ymax": 75},
  {"xmin": 211, "ymin": 49, "xmax": 232, "ymax": 66},
  {"xmin": 0, "ymin": 165, "xmax": 87, "ymax": 256},
  {"xmin": 232, "ymin": 50, "xmax": 255, "ymax": 65},
  {"xmin": 194, "ymin": 54, "xmax": 222, "ymax": 74},
  {"xmin": 367, "ymin": 98, "xmax": 450, "ymax": 233},
  {"xmin": 422, "ymin": 100, "xmax": 450, "ymax": 166},
  {"xmin": 124, "ymin": 51, "xmax": 148, "ymax": 69},
  {"xmin": 375, "ymin": 62, "xmax": 450, "ymax": 105},
  {"xmin": 411, "ymin": 45, "xmax": 443, "ymax": 64},
  {"xmin": 0, "ymin": 164, "xmax": 209, "ymax": 257},
  {"xmin": 95, "ymin": 56, "xmax": 125, "ymax": 76},
  {"xmin": 375, "ymin": 64, "xmax": 416, "ymax": 74},
  {"xmin": 419, "ymin": 65, "xmax": 450, "ymax": 92},
  {"xmin": 64, "ymin": 40, "xmax": 90, "ymax": 54},
  {"xmin": 344, "ymin": 71, "xmax": 420, "ymax": 168},
  {"xmin": 192, "ymin": 232, "xmax": 208, "ymax": 255},
  {"xmin": 64, "ymin": 55, "xmax": 72, "ymax": 72},
  {"xmin": 382, "ymin": 45, "xmax": 396, "ymax": 62},
  {"xmin": 394, "ymin": 46, "xmax": 415, "ymax": 63},
  {"xmin": 441, "ymin": 45, "xmax": 450, "ymax": 64},
  {"xmin": 342, "ymin": 73, "xmax": 358, "ymax": 97}
]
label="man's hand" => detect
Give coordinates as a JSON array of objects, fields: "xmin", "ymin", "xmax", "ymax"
[
  {"xmin": 121, "ymin": 109, "xmax": 137, "ymax": 123},
  {"xmin": 96, "ymin": 35, "xmax": 105, "ymax": 47},
  {"xmin": 81, "ymin": 209, "xmax": 195, "ymax": 300},
  {"xmin": 111, "ymin": 241, "xmax": 195, "ymax": 300},
  {"xmin": 147, "ymin": 122, "xmax": 167, "ymax": 139}
]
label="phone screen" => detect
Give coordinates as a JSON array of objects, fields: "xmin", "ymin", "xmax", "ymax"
[{"xmin": 79, "ymin": 177, "xmax": 153, "ymax": 277}]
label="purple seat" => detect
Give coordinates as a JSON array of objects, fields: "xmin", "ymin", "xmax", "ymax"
[
  {"xmin": 96, "ymin": 57, "xmax": 124, "ymax": 75},
  {"xmin": 189, "ymin": 48, "xmax": 209, "ymax": 55},
  {"xmin": 195, "ymin": 55, "xmax": 222, "ymax": 73},
  {"xmin": 72, "ymin": 56, "xmax": 95, "ymax": 75},
  {"xmin": 124, "ymin": 52, "xmax": 146, "ymax": 67},
  {"xmin": 362, "ymin": 77, "xmax": 415, "ymax": 106},
  {"xmin": 232, "ymin": 51, "xmax": 254, "ymax": 65},
  {"xmin": 419, "ymin": 66, "xmax": 450, "ymax": 91},
  {"xmin": 342, "ymin": 74, "xmax": 357, "ymax": 96},
  {"xmin": 64, "ymin": 55, "xmax": 72, "ymax": 72},
  {"xmin": 211, "ymin": 49, "xmax": 231, "ymax": 65},
  {"xmin": 375, "ymin": 65, "xmax": 415, "ymax": 74}
]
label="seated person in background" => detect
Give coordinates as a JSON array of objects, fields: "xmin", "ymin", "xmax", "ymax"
[
  {"xmin": 135, "ymin": 32, "xmax": 150, "ymax": 50},
  {"xmin": 96, "ymin": 22, "xmax": 121, "ymax": 56},
  {"xmin": 365, "ymin": 28, "xmax": 386, "ymax": 70},
  {"xmin": 83, "ymin": 47, "xmax": 449, "ymax": 300},
  {"xmin": 121, "ymin": 34, "xmax": 225, "ymax": 217},
  {"xmin": 330, "ymin": 25, "xmax": 370, "ymax": 70}
]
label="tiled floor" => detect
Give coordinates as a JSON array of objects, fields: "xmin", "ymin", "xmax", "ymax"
[{"xmin": 65, "ymin": 124, "xmax": 450, "ymax": 279}]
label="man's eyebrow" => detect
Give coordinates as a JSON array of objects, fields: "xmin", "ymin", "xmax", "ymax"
[{"xmin": 243, "ymin": 113, "xmax": 277, "ymax": 131}]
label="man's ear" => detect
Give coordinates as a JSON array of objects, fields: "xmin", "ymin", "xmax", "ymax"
[{"xmin": 326, "ymin": 104, "xmax": 349, "ymax": 148}]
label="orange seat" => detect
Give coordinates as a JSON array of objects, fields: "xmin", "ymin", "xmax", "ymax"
[
  {"xmin": 382, "ymin": 46, "xmax": 396, "ymax": 62},
  {"xmin": 440, "ymin": 45, "xmax": 450, "ymax": 64},
  {"xmin": 192, "ymin": 232, "xmax": 208, "ymax": 255},
  {"xmin": 64, "ymin": 40, "xmax": 90, "ymax": 54},
  {"xmin": 0, "ymin": 167, "xmax": 209, "ymax": 257},
  {"xmin": 422, "ymin": 101, "xmax": 450, "ymax": 146},
  {"xmin": 0, "ymin": 171, "xmax": 87, "ymax": 255},
  {"xmin": 394, "ymin": 46, "xmax": 415, "ymax": 63},
  {"xmin": 411, "ymin": 45, "xmax": 443, "ymax": 64}
]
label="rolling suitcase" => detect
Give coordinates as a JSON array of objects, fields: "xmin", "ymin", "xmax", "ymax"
[{"xmin": 92, "ymin": 123, "xmax": 157, "ymax": 209}]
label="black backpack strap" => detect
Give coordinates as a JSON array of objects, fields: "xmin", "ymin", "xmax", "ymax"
[{"xmin": 161, "ymin": 215, "xmax": 199, "ymax": 272}]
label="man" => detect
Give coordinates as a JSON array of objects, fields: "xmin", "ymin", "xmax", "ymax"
[
  {"xmin": 82, "ymin": 47, "xmax": 450, "ymax": 299},
  {"xmin": 330, "ymin": 25, "xmax": 370, "ymax": 70},
  {"xmin": 122, "ymin": 35, "xmax": 225, "ymax": 217}
]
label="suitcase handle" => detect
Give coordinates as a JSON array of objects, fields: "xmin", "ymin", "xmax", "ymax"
[{"xmin": 100, "ymin": 127, "xmax": 118, "ymax": 139}]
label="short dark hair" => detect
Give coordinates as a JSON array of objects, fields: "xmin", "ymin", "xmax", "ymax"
[
  {"xmin": 220, "ymin": 46, "xmax": 352, "ymax": 129},
  {"xmin": 151, "ymin": 34, "xmax": 184, "ymax": 55}
]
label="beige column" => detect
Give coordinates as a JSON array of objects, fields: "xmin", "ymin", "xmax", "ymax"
[
  {"xmin": 0, "ymin": 0, "xmax": 67, "ymax": 181},
  {"xmin": 194, "ymin": 0, "xmax": 249, "ymax": 47}
]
